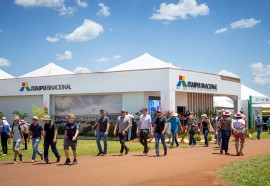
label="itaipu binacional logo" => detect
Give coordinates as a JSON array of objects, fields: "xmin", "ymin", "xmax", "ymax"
[
  {"xmin": 176, "ymin": 75, "xmax": 187, "ymax": 87},
  {"xmin": 19, "ymin": 82, "xmax": 72, "ymax": 92}
]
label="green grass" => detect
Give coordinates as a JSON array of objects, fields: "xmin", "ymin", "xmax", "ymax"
[
  {"xmin": 0, "ymin": 139, "xmax": 155, "ymax": 161},
  {"xmin": 218, "ymin": 153, "xmax": 270, "ymax": 186}
]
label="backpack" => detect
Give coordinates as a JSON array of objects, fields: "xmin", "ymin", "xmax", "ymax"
[
  {"xmin": 255, "ymin": 118, "xmax": 263, "ymax": 127},
  {"xmin": 12, "ymin": 124, "xmax": 21, "ymax": 132}
]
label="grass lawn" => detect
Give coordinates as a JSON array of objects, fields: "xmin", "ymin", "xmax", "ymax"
[
  {"xmin": 0, "ymin": 139, "xmax": 156, "ymax": 162},
  {"xmin": 218, "ymin": 153, "xmax": 270, "ymax": 186}
]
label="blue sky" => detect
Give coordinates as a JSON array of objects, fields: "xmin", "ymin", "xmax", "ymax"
[{"xmin": 0, "ymin": 0, "xmax": 270, "ymax": 97}]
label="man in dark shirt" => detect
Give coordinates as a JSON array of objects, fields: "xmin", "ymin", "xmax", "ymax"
[
  {"xmin": 154, "ymin": 109, "xmax": 168, "ymax": 156},
  {"xmin": 64, "ymin": 114, "xmax": 79, "ymax": 165},
  {"xmin": 95, "ymin": 109, "xmax": 110, "ymax": 156},
  {"xmin": 42, "ymin": 115, "xmax": 61, "ymax": 164},
  {"xmin": 28, "ymin": 116, "xmax": 44, "ymax": 163}
]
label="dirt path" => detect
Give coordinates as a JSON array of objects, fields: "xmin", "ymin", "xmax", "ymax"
[{"xmin": 1, "ymin": 138, "xmax": 270, "ymax": 186}]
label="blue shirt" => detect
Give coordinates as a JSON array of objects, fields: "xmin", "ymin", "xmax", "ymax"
[
  {"xmin": 168, "ymin": 117, "xmax": 180, "ymax": 131},
  {"xmin": 65, "ymin": 122, "xmax": 79, "ymax": 140},
  {"xmin": 0, "ymin": 124, "xmax": 10, "ymax": 138}
]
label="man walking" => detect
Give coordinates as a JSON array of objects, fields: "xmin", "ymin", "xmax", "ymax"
[
  {"xmin": 137, "ymin": 107, "xmax": 152, "ymax": 155},
  {"xmin": 10, "ymin": 116, "xmax": 24, "ymax": 164},
  {"xmin": 255, "ymin": 115, "xmax": 263, "ymax": 140},
  {"xmin": 0, "ymin": 117, "xmax": 10, "ymax": 155},
  {"xmin": 154, "ymin": 109, "xmax": 168, "ymax": 156},
  {"xmin": 96, "ymin": 109, "xmax": 110, "ymax": 156},
  {"xmin": 42, "ymin": 115, "xmax": 61, "ymax": 164},
  {"xmin": 64, "ymin": 114, "xmax": 79, "ymax": 165},
  {"xmin": 28, "ymin": 116, "xmax": 44, "ymax": 162},
  {"xmin": 168, "ymin": 112, "xmax": 180, "ymax": 148},
  {"xmin": 113, "ymin": 109, "xmax": 131, "ymax": 156}
]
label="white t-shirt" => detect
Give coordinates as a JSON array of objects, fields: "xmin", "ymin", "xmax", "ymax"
[
  {"xmin": 232, "ymin": 119, "xmax": 245, "ymax": 133},
  {"xmin": 12, "ymin": 125, "xmax": 22, "ymax": 142},
  {"xmin": 139, "ymin": 114, "xmax": 151, "ymax": 129}
]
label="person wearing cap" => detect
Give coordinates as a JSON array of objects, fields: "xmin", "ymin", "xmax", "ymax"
[
  {"xmin": 95, "ymin": 109, "xmax": 110, "ymax": 156},
  {"xmin": 167, "ymin": 112, "xmax": 181, "ymax": 148},
  {"xmin": 254, "ymin": 115, "xmax": 263, "ymax": 140},
  {"xmin": 0, "ymin": 117, "xmax": 11, "ymax": 155},
  {"xmin": 231, "ymin": 113, "xmax": 246, "ymax": 156},
  {"xmin": 200, "ymin": 114, "xmax": 211, "ymax": 147},
  {"xmin": 64, "ymin": 114, "xmax": 79, "ymax": 165},
  {"xmin": 20, "ymin": 120, "xmax": 29, "ymax": 150},
  {"xmin": 187, "ymin": 115, "xmax": 198, "ymax": 148},
  {"xmin": 154, "ymin": 109, "xmax": 168, "ymax": 156},
  {"xmin": 28, "ymin": 116, "xmax": 44, "ymax": 162},
  {"xmin": 113, "ymin": 109, "xmax": 131, "ymax": 156},
  {"xmin": 10, "ymin": 116, "xmax": 24, "ymax": 164},
  {"xmin": 137, "ymin": 107, "xmax": 152, "ymax": 155},
  {"xmin": 42, "ymin": 115, "xmax": 61, "ymax": 164},
  {"xmin": 219, "ymin": 110, "xmax": 232, "ymax": 154}
]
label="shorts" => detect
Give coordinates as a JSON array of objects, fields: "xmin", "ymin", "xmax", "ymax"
[
  {"xmin": 13, "ymin": 141, "xmax": 21, "ymax": 151},
  {"xmin": 233, "ymin": 132, "xmax": 245, "ymax": 142},
  {"xmin": 64, "ymin": 138, "xmax": 77, "ymax": 151}
]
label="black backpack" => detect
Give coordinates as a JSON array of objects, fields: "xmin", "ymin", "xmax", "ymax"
[{"xmin": 12, "ymin": 123, "xmax": 21, "ymax": 132}]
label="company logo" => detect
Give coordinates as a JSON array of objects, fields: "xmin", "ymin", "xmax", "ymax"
[
  {"xmin": 176, "ymin": 75, "xmax": 187, "ymax": 87},
  {"xmin": 20, "ymin": 82, "xmax": 31, "ymax": 91},
  {"xmin": 176, "ymin": 75, "xmax": 217, "ymax": 90},
  {"xmin": 19, "ymin": 82, "xmax": 72, "ymax": 92}
]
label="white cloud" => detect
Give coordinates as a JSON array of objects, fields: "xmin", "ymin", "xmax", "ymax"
[
  {"xmin": 0, "ymin": 58, "xmax": 11, "ymax": 67},
  {"xmin": 150, "ymin": 0, "xmax": 209, "ymax": 21},
  {"xmin": 58, "ymin": 6, "xmax": 77, "ymax": 16},
  {"xmin": 46, "ymin": 36, "xmax": 60, "ymax": 42},
  {"xmin": 218, "ymin": 70, "xmax": 239, "ymax": 78},
  {"xmin": 97, "ymin": 3, "xmax": 110, "ymax": 17},
  {"xmin": 64, "ymin": 19, "xmax": 103, "ymax": 42},
  {"xmin": 76, "ymin": 0, "xmax": 88, "ymax": 8},
  {"xmin": 112, "ymin": 55, "xmax": 122, "ymax": 61},
  {"xmin": 95, "ymin": 57, "xmax": 109, "ymax": 63},
  {"xmin": 250, "ymin": 62, "xmax": 270, "ymax": 85},
  {"xmin": 73, "ymin": 67, "xmax": 91, "ymax": 73},
  {"xmin": 215, "ymin": 27, "xmax": 228, "ymax": 34},
  {"xmin": 56, "ymin": 50, "xmax": 72, "ymax": 60},
  {"xmin": 230, "ymin": 18, "xmax": 261, "ymax": 29},
  {"xmin": 14, "ymin": 0, "xmax": 64, "ymax": 7}
]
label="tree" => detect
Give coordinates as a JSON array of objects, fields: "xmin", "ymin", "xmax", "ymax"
[
  {"xmin": 31, "ymin": 104, "xmax": 48, "ymax": 118},
  {"xmin": 12, "ymin": 111, "xmax": 29, "ymax": 119}
]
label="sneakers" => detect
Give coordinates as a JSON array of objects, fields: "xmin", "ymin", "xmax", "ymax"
[
  {"xmin": 119, "ymin": 153, "xmax": 123, "ymax": 156},
  {"xmin": 19, "ymin": 153, "xmax": 23, "ymax": 161},
  {"xmin": 73, "ymin": 159, "xmax": 78, "ymax": 165},
  {"xmin": 176, "ymin": 143, "xmax": 179, "ymax": 147},
  {"xmin": 13, "ymin": 159, "xmax": 17, "ymax": 164},
  {"xmin": 31, "ymin": 160, "xmax": 35, "ymax": 163},
  {"xmin": 45, "ymin": 160, "xmax": 49, "ymax": 164},
  {"xmin": 156, "ymin": 154, "xmax": 160, "ymax": 157},
  {"xmin": 96, "ymin": 152, "xmax": 103, "ymax": 156},
  {"xmin": 169, "ymin": 145, "xmax": 173, "ymax": 149},
  {"xmin": 64, "ymin": 158, "xmax": 71, "ymax": 165},
  {"xmin": 125, "ymin": 148, "xmax": 129, "ymax": 155},
  {"xmin": 164, "ymin": 149, "xmax": 167, "ymax": 156},
  {"xmin": 40, "ymin": 154, "xmax": 43, "ymax": 160},
  {"xmin": 56, "ymin": 156, "xmax": 61, "ymax": 162}
]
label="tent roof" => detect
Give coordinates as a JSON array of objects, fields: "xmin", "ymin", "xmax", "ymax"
[
  {"xmin": 19, "ymin": 63, "xmax": 74, "ymax": 78},
  {"xmin": 214, "ymin": 96, "xmax": 234, "ymax": 108},
  {"xmin": 0, "ymin": 69, "xmax": 14, "ymax": 79},
  {"xmin": 241, "ymin": 84, "xmax": 267, "ymax": 100},
  {"xmin": 105, "ymin": 53, "xmax": 178, "ymax": 72}
]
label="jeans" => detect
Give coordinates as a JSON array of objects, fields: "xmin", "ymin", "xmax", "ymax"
[
  {"xmin": 23, "ymin": 133, "xmax": 28, "ymax": 149},
  {"xmin": 44, "ymin": 140, "xmax": 60, "ymax": 161},
  {"xmin": 217, "ymin": 131, "xmax": 222, "ymax": 146},
  {"xmin": 203, "ymin": 128, "xmax": 209, "ymax": 146},
  {"xmin": 170, "ymin": 130, "xmax": 179, "ymax": 146},
  {"xmin": 32, "ymin": 137, "xmax": 42, "ymax": 160},
  {"xmin": 139, "ymin": 129, "xmax": 149, "ymax": 153},
  {"xmin": 155, "ymin": 133, "xmax": 167, "ymax": 155},
  {"xmin": 189, "ymin": 131, "xmax": 196, "ymax": 146},
  {"xmin": 221, "ymin": 129, "xmax": 231, "ymax": 151},
  {"xmin": 1, "ymin": 136, "xmax": 8, "ymax": 154},
  {"xmin": 118, "ymin": 133, "xmax": 128, "ymax": 153},
  {"xmin": 96, "ymin": 131, "xmax": 108, "ymax": 154},
  {"xmin": 257, "ymin": 127, "xmax": 262, "ymax": 139}
]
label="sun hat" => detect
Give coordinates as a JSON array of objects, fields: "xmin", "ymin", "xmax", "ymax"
[
  {"xmin": 41, "ymin": 115, "xmax": 51, "ymax": 121},
  {"xmin": 20, "ymin": 120, "xmax": 26, "ymax": 124},
  {"xmin": 171, "ymin": 112, "xmax": 178, "ymax": 117},
  {"xmin": 1, "ymin": 116, "xmax": 7, "ymax": 120},
  {"xmin": 234, "ymin": 113, "xmax": 242, "ymax": 118},
  {"xmin": 223, "ymin": 110, "xmax": 232, "ymax": 116},
  {"xmin": 32, "ymin": 116, "xmax": 39, "ymax": 120},
  {"xmin": 201, "ymin": 114, "xmax": 208, "ymax": 118}
]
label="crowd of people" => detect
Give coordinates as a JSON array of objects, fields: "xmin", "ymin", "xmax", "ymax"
[{"xmin": 0, "ymin": 107, "xmax": 268, "ymax": 165}]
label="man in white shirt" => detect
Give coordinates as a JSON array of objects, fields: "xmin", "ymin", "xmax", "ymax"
[{"xmin": 137, "ymin": 107, "xmax": 152, "ymax": 155}]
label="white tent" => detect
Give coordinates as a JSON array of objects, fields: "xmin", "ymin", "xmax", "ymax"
[
  {"xmin": 105, "ymin": 53, "xmax": 179, "ymax": 72},
  {"xmin": 19, "ymin": 63, "xmax": 74, "ymax": 78},
  {"xmin": 241, "ymin": 84, "xmax": 267, "ymax": 100},
  {"xmin": 0, "ymin": 69, "xmax": 14, "ymax": 79},
  {"xmin": 214, "ymin": 96, "xmax": 234, "ymax": 108}
]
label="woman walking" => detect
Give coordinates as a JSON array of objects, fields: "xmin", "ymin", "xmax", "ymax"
[
  {"xmin": 201, "ymin": 114, "xmax": 211, "ymax": 147},
  {"xmin": 219, "ymin": 110, "xmax": 232, "ymax": 154}
]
